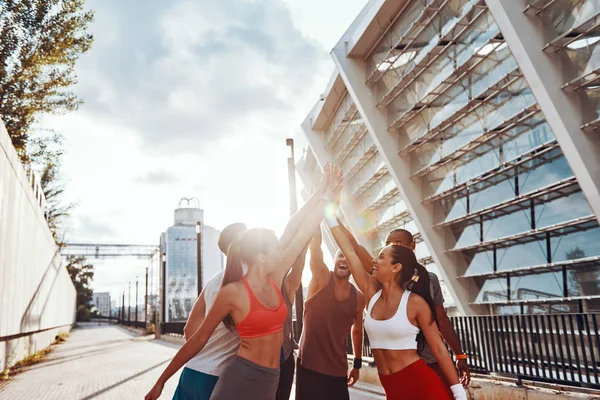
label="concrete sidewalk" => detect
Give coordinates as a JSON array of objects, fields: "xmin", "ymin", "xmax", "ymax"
[{"xmin": 0, "ymin": 323, "xmax": 383, "ymax": 399}]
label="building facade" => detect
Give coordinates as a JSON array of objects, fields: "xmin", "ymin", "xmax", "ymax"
[
  {"xmin": 161, "ymin": 204, "xmax": 222, "ymax": 323},
  {"xmin": 298, "ymin": 0, "xmax": 600, "ymax": 315},
  {"xmin": 93, "ymin": 292, "xmax": 111, "ymax": 317}
]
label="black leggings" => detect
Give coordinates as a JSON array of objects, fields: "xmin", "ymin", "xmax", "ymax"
[
  {"xmin": 275, "ymin": 353, "xmax": 295, "ymax": 400},
  {"xmin": 295, "ymin": 358, "xmax": 349, "ymax": 400}
]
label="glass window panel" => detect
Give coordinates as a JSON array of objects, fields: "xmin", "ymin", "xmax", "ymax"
[
  {"xmin": 404, "ymin": 220, "xmax": 419, "ymax": 234},
  {"xmin": 502, "ymin": 121, "xmax": 554, "ymax": 162},
  {"xmin": 497, "ymin": 240, "xmax": 548, "ymax": 271},
  {"xmin": 463, "ymin": 250, "xmax": 494, "ymax": 275},
  {"xmin": 424, "ymin": 168, "xmax": 455, "ymax": 199},
  {"xmin": 475, "ymin": 277, "xmax": 508, "ymax": 302},
  {"xmin": 552, "ymin": 226, "xmax": 600, "ymax": 262},
  {"xmin": 469, "ymin": 46, "xmax": 517, "ymax": 95},
  {"xmin": 452, "ymin": 222, "xmax": 480, "ymax": 248},
  {"xmin": 536, "ymin": 191, "xmax": 592, "ymax": 229},
  {"xmin": 496, "ymin": 305, "xmax": 521, "ymax": 315},
  {"xmin": 365, "ymin": 0, "xmax": 429, "ymax": 79},
  {"xmin": 414, "ymin": 241, "xmax": 430, "ymax": 260},
  {"xmin": 544, "ymin": 0, "xmax": 600, "ymax": 36},
  {"xmin": 438, "ymin": 195, "xmax": 468, "ymax": 222},
  {"xmin": 454, "ymin": 147, "xmax": 501, "ymax": 186},
  {"xmin": 519, "ymin": 156, "xmax": 573, "ymax": 195},
  {"xmin": 470, "ymin": 179, "xmax": 515, "ymax": 213},
  {"xmin": 483, "ymin": 209, "xmax": 532, "ymax": 241},
  {"xmin": 567, "ymin": 264, "xmax": 600, "ymax": 296},
  {"xmin": 511, "ymin": 272, "xmax": 563, "ymax": 300},
  {"xmin": 564, "ymin": 36, "xmax": 600, "ymax": 84}
]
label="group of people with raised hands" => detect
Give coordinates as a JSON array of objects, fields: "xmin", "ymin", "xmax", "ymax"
[{"xmin": 145, "ymin": 164, "xmax": 471, "ymax": 400}]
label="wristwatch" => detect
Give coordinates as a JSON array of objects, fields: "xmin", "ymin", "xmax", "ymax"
[{"xmin": 353, "ymin": 358, "xmax": 362, "ymax": 369}]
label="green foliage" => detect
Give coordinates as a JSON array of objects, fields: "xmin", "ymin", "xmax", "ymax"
[
  {"xmin": 0, "ymin": 0, "xmax": 94, "ymax": 151},
  {"xmin": 66, "ymin": 255, "xmax": 95, "ymax": 320},
  {"xmin": 0, "ymin": 0, "xmax": 93, "ymax": 241},
  {"xmin": 28, "ymin": 131, "xmax": 75, "ymax": 240},
  {"xmin": 76, "ymin": 305, "xmax": 91, "ymax": 322}
]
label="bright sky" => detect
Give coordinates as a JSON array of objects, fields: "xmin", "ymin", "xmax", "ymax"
[{"xmin": 42, "ymin": 0, "xmax": 369, "ymax": 300}]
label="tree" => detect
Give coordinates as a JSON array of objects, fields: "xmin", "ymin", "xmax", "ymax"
[
  {"xmin": 66, "ymin": 255, "xmax": 94, "ymax": 321},
  {"xmin": 28, "ymin": 131, "xmax": 75, "ymax": 240},
  {"xmin": 0, "ymin": 0, "xmax": 94, "ymax": 153}
]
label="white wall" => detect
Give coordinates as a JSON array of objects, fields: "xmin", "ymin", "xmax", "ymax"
[{"xmin": 0, "ymin": 120, "xmax": 76, "ymax": 371}]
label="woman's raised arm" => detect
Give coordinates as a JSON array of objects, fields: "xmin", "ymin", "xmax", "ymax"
[
  {"xmin": 328, "ymin": 219, "xmax": 379, "ymax": 301},
  {"xmin": 145, "ymin": 284, "xmax": 238, "ymax": 400}
]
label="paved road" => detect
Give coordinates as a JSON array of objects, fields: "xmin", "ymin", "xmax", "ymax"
[{"xmin": 0, "ymin": 324, "xmax": 383, "ymax": 399}]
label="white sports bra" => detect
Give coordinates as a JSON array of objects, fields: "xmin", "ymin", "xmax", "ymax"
[{"xmin": 364, "ymin": 290, "xmax": 419, "ymax": 350}]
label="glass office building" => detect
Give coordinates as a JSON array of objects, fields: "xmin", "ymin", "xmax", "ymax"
[
  {"xmin": 162, "ymin": 207, "xmax": 222, "ymax": 323},
  {"xmin": 298, "ymin": 0, "xmax": 600, "ymax": 315}
]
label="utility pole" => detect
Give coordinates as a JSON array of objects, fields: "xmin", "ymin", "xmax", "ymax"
[
  {"xmin": 197, "ymin": 221, "xmax": 203, "ymax": 296},
  {"xmin": 128, "ymin": 282, "xmax": 131, "ymax": 325},
  {"xmin": 286, "ymin": 138, "xmax": 303, "ymax": 339},
  {"xmin": 135, "ymin": 277, "xmax": 139, "ymax": 326},
  {"xmin": 121, "ymin": 290, "xmax": 125, "ymax": 323},
  {"xmin": 145, "ymin": 266, "xmax": 149, "ymax": 327}
]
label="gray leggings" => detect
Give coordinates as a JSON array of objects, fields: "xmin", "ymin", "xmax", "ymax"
[{"xmin": 210, "ymin": 356, "xmax": 280, "ymax": 400}]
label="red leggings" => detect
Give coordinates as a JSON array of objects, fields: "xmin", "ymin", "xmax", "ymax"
[{"xmin": 378, "ymin": 359, "xmax": 452, "ymax": 400}]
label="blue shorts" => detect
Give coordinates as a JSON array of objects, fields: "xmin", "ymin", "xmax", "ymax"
[{"xmin": 173, "ymin": 367, "xmax": 219, "ymax": 400}]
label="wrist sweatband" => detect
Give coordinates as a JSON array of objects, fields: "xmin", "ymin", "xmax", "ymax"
[
  {"xmin": 450, "ymin": 383, "xmax": 467, "ymax": 400},
  {"xmin": 353, "ymin": 358, "xmax": 362, "ymax": 369},
  {"xmin": 456, "ymin": 353, "xmax": 467, "ymax": 361}
]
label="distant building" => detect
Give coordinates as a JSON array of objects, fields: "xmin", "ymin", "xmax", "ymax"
[
  {"xmin": 161, "ymin": 199, "xmax": 222, "ymax": 323},
  {"xmin": 94, "ymin": 292, "xmax": 111, "ymax": 317}
]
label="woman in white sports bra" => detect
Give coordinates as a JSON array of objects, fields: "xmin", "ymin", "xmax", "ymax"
[{"xmin": 325, "ymin": 213, "xmax": 467, "ymax": 400}]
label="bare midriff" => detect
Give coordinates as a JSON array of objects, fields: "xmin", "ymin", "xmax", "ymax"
[
  {"xmin": 237, "ymin": 330, "xmax": 284, "ymax": 369},
  {"xmin": 372, "ymin": 348, "xmax": 422, "ymax": 375}
]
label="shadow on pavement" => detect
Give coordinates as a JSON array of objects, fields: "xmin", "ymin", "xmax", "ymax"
[{"xmin": 78, "ymin": 359, "xmax": 171, "ymax": 400}]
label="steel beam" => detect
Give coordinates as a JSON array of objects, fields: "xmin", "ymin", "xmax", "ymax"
[{"xmin": 332, "ymin": 43, "xmax": 477, "ymax": 315}]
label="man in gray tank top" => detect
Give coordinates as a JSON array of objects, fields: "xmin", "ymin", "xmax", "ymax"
[{"xmin": 296, "ymin": 227, "xmax": 365, "ymax": 400}]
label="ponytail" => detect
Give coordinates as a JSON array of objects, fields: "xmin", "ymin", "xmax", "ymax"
[
  {"xmin": 391, "ymin": 245, "xmax": 438, "ymax": 353},
  {"xmin": 407, "ymin": 265, "xmax": 437, "ymax": 353},
  {"xmin": 221, "ymin": 240, "xmax": 243, "ymax": 331}
]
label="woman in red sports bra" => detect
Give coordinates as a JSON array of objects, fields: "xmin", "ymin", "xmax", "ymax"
[{"xmin": 145, "ymin": 164, "xmax": 342, "ymax": 400}]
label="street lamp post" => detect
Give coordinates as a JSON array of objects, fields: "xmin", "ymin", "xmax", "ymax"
[
  {"xmin": 145, "ymin": 266, "xmax": 149, "ymax": 328},
  {"xmin": 197, "ymin": 221, "xmax": 203, "ymax": 296},
  {"xmin": 135, "ymin": 277, "xmax": 139, "ymax": 326},
  {"xmin": 128, "ymin": 282, "xmax": 131, "ymax": 325},
  {"xmin": 286, "ymin": 138, "xmax": 304, "ymax": 339},
  {"xmin": 121, "ymin": 290, "xmax": 125, "ymax": 323}
]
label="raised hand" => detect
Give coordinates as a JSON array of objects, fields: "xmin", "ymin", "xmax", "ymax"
[{"xmin": 325, "ymin": 164, "xmax": 343, "ymax": 200}]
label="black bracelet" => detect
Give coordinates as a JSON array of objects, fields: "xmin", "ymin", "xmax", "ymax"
[{"xmin": 353, "ymin": 358, "xmax": 362, "ymax": 369}]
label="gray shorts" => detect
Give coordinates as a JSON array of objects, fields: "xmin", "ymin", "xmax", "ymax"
[{"xmin": 210, "ymin": 356, "xmax": 280, "ymax": 400}]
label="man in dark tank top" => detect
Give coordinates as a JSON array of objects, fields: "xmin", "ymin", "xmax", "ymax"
[{"xmin": 296, "ymin": 227, "xmax": 365, "ymax": 400}]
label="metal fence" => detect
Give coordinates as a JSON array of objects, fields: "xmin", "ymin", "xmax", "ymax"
[
  {"xmin": 342, "ymin": 313, "xmax": 600, "ymax": 390},
  {"xmin": 450, "ymin": 313, "xmax": 600, "ymax": 389}
]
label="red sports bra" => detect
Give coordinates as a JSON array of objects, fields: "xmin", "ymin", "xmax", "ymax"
[{"xmin": 235, "ymin": 277, "xmax": 288, "ymax": 338}]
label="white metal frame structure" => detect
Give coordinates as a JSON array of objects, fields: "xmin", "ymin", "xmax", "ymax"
[{"xmin": 298, "ymin": 0, "xmax": 600, "ymax": 315}]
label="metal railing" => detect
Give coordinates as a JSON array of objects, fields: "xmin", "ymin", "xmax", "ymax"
[
  {"xmin": 451, "ymin": 313, "xmax": 600, "ymax": 389},
  {"xmin": 341, "ymin": 313, "xmax": 600, "ymax": 390}
]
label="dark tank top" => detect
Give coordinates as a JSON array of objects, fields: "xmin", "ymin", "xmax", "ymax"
[{"xmin": 298, "ymin": 272, "xmax": 358, "ymax": 377}]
